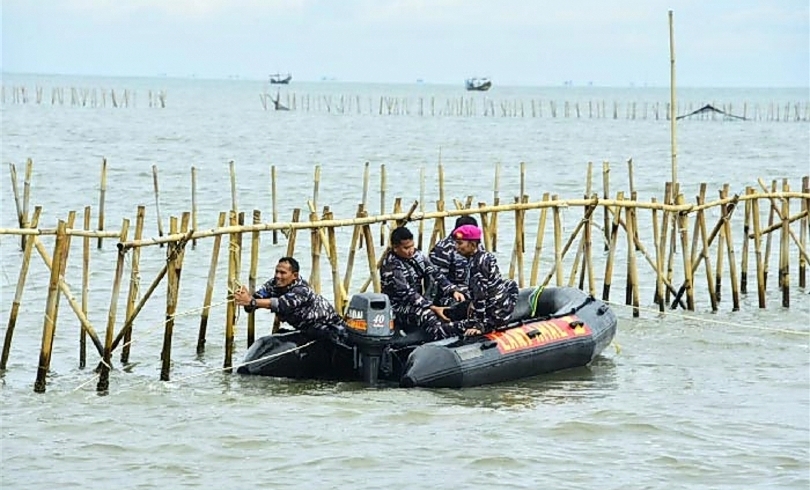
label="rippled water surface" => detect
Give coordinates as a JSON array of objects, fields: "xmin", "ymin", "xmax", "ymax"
[{"xmin": 1, "ymin": 74, "xmax": 809, "ymax": 489}]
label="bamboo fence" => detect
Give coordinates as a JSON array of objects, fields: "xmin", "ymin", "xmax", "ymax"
[{"xmin": 1, "ymin": 159, "xmax": 808, "ymax": 393}]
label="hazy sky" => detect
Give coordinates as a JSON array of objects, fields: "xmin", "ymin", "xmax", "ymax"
[{"xmin": 2, "ymin": 0, "xmax": 808, "ymax": 87}]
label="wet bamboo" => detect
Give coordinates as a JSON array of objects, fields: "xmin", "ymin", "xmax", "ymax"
[
  {"xmin": 97, "ymin": 218, "xmax": 129, "ymax": 392},
  {"xmin": 676, "ymin": 194, "xmax": 695, "ymax": 310},
  {"xmin": 583, "ymin": 197, "xmax": 595, "ymax": 296},
  {"xmin": 552, "ymin": 200, "xmax": 563, "ymax": 286},
  {"xmin": 696, "ymin": 192, "xmax": 718, "ymax": 311},
  {"xmin": 625, "ymin": 202, "xmax": 640, "ymax": 317},
  {"xmin": 602, "ymin": 192, "xmax": 624, "ymax": 301},
  {"xmin": 576, "ymin": 170, "xmax": 593, "ymax": 290},
  {"xmin": 652, "ymin": 198, "xmax": 664, "ymax": 310},
  {"xmin": 342, "ymin": 205, "xmax": 365, "ymax": 299},
  {"xmin": 152, "ymin": 165, "xmax": 165, "ymax": 246},
  {"xmin": 665, "ymin": 189, "xmax": 679, "ymax": 305},
  {"xmin": 740, "ymin": 188, "xmax": 753, "ymax": 293},
  {"xmin": 160, "ymin": 217, "xmax": 184, "ymax": 381},
  {"xmin": 722, "ymin": 194, "xmax": 741, "ymax": 311},
  {"xmin": 309, "ymin": 207, "xmax": 322, "ymax": 294},
  {"xmin": 801, "ymin": 177, "xmax": 809, "ymax": 288},
  {"xmin": 271, "ymin": 165, "xmax": 279, "ymax": 244},
  {"xmin": 361, "ymin": 212, "xmax": 380, "ymax": 293},
  {"xmin": 224, "ymin": 211, "xmax": 238, "ymax": 370},
  {"xmin": 568, "ymin": 236, "xmax": 585, "ymax": 288},
  {"xmin": 325, "ymin": 210, "xmax": 345, "ymax": 312},
  {"xmin": 529, "ymin": 194, "xmax": 551, "ymax": 286},
  {"xmin": 714, "ymin": 190, "xmax": 727, "ymax": 301},
  {"xmin": 1, "ymin": 208, "xmax": 42, "ymax": 370},
  {"xmin": 762, "ymin": 180, "xmax": 777, "ymax": 288},
  {"xmin": 191, "ymin": 166, "xmax": 198, "ymax": 249},
  {"xmin": 492, "ymin": 163, "xmax": 500, "ymax": 252},
  {"xmin": 96, "ymin": 158, "xmax": 108, "ymax": 249},
  {"xmin": 22, "ymin": 159, "xmax": 33, "ymax": 250},
  {"xmin": 510, "ymin": 196, "xmax": 526, "ymax": 286},
  {"xmin": 247, "ymin": 210, "xmax": 261, "ymax": 348},
  {"xmin": 380, "ymin": 163, "xmax": 387, "ymax": 246},
  {"xmin": 756, "ymin": 178, "xmax": 810, "ymax": 265},
  {"xmin": 80, "ymin": 206, "xmax": 90, "ymax": 368},
  {"xmin": 197, "ymin": 212, "xmax": 226, "ymax": 353},
  {"xmin": 9, "ymin": 163, "xmax": 25, "ymax": 249},
  {"xmin": 602, "ymin": 161, "xmax": 611, "ymax": 251},
  {"xmin": 34, "ymin": 220, "xmax": 69, "ymax": 393},
  {"xmin": 780, "ymin": 181, "xmax": 790, "ymax": 307},
  {"xmin": 751, "ymin": 194, "xmax": 766, "ymax": 308},
  {"xmin": 121, "ymin": 206, "xmax": 145, "ymax": 364}
]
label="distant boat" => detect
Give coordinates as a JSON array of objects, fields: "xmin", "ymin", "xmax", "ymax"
[
  {"xmin": 465, "ymin": 77, "xmax": 492, "ymax": 91},
  {"xmin": 270, "ymin": 73, "xmax": 292, "ymax": 84}
]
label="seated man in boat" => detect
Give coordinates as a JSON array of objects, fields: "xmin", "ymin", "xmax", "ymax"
[
  {"xmin": 428, "ymin": 215, "xmax": 480, "ymax": 306},
  {"xmin": 233, "ymin": 256, "xmax": 348, "ymax": 344},
  {"xmin": 450, "ymin": 224, "xmax": 519, "ymax": 336},
  {"xmin": 381, "ymin": 226, "xmax": 466, "ymax": 340}
]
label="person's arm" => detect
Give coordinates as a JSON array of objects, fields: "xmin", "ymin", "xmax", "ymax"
[{"xmin": 244, "ymin": 279, "xmax": 278, "ymax": 312}]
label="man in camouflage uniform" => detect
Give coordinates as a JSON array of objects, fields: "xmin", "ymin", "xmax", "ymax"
[
  {"xmin": 234, "ymin": 256, "xmax": 348, "ymax": 343},
  {"xmin": 381, "ymin": 227, "xmax": 466, "ymax": 340},
  {"xmin": 429, "ymin": 215, "xmax": 480, "ymax": 306},
  {"xmin": 450, "ymin": 224, "xmax": 519, "ymax": 336}
]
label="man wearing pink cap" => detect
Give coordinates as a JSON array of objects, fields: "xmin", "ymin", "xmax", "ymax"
[{"xmin": 451, "ymin": 224, "xmax": 519, "ymax": 336}]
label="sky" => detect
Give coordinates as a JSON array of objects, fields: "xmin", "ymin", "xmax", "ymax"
[{"xmin": 1, "ymin": 0, "xmax": 808, "ymax": 87}]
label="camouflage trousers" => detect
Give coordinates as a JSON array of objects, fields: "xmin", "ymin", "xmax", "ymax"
[
  {"xmin": 393, "ymin": 304, "xmax": 461, "ymax": 341},
  {"xmin": 451, "ymin": 283, "xmax": 519, "ymax": 333}
]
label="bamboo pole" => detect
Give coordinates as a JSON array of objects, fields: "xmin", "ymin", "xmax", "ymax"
[
  {"xmin": 97, "ymin": 218, "xmax": 129, "ymax": 392},
  {"xmin": 309, "ymin": 207, "xmax": 322, "ymax": 294},
  {"xmin": 198, "ymin": 212, "xmax": 226, "ymax": 353},
  {"xmin": 762, "ymin": 180, "xmax": 777, "ymax": 288},
  {"xmin": 121, "ymin": 205, "xmax": 145, "ymax": 364},
  {"xmin": 9, "ymin": 163, "xmax": 25, "ymax": 249},
  {"xmin": 696, "ymin": 191, "xmax": 718, "ymax": 311},
  {"xmin": 722, "ymin": 194, "xmax": 741, "ymax": 311},
  {"xmin": 342, "ymin": 205, "xmax": 364, "ymax": 298},
  {"xmin": 552, "ymin": 199, "xmax": 563, "ymax": 286},
  {"xmin": 230, "ymin": 160, "xmax": 238, "ymax": 216},
  {"xmin": 602, "ymin": 161, "xmax": 610, "ymax": 251},
  {"xmin": 96, "ymin": 158, "xmax": 107, "ymax": 249},
  {"xmin": 801, "ymin": 177, "xmax": 809, "ymax": 288},
  {"xmin": 529, "ymin": 193, "xmax": 550, "ymax": 286},
  {"xmin": 22, "ymin": 159, "xmax": 33, "ymax": 250},
  {"xmin": 325, "ymin": 210, "xmax": 345, "ymax": 312},
  {"xmin": 492, "ymin": 163, "xmax": 500, "ymax": 251},
  {"xmin": 652, "ymin": 197, "xmax": 664, "ymax": 310},
  {"xmin": 191, "ymin": 166, "xmax": 198, "ymax": 249},
  {"xmin": 361, "ymin": 211, "xmax": 380, "ymax": 293},
  {"xmin": 34, "ymin": 220, "xmax": 69, "ymax": 393},
  {"xmin": 1, "ymin": 208, "xmax": 41, "ymax": 370},
  {"xmin": 271, "ymin": 164, "xmax": 279, "ymax": 244},
  {"xmin": 602, "ymin": 192, "xmax": 624, "ymax": 301},
  {"xmin": 756, "ymin": 179, "xmax": 810, "ymax": 265},
  {"xmin": 669, "ymin": 10, "xmax": 678, "ymax": 197},
  {"xmin": 714, "ymin": 188, "xmax": 727, "ymax": 301},
  {"xmin": 160, "ymin": 217, "xmax": 179, "ymax": 380},
  {"xmin": 676, "ymin": 194, "xmax": 695, "ymax": 310},
  {"xmin": 625, "ymin": 202, "xmax": 640, "ymax": 317},
  {"xmin": 780, "ymin": 180, "xmax": 790, "ymax": 307},
  {"xmin": 80, "ymin": 206, "xmax": 90, "ymax": 368},
  {"xmin": 152, "ymin": 164, "xmax": 165, "ymax": 246},
  {"xmin": 751, "ymin": 194, "xmax": 765, "ymax": 308},
  {"xmin": 740, "ymin": 188, "xmax": 753, "ymax": 294},
  {"xmin": 380, "ymin": 163, "xmax": 387, "ymax": 246},
  {"xmin": 247, "ymin": 210, "xmax": 261, "ymax": 347},
  {"xmin": 224, "ymin": 211, "xmax": 238, "ymax": 371}
]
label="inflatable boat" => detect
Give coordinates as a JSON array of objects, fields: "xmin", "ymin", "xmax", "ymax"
[{"xmin": 237, "ymin": 286, "xmax": 617, "ymax": 388}]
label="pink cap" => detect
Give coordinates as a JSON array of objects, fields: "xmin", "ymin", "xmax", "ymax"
[{"xmin": 453, "ymin": 224, "xmax": 482, "ymax": 241}]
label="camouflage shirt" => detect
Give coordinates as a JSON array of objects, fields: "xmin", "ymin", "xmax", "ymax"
[
  {"xmin": 429, "ymin": 235, "xmax": 470, "ymax": 286},
  {"xmin": 247, "ymin": 276, "xmax": 346, "ymax": 333},
  {"xmin": 380, "ymin": 249, "xmax": 456, "ymax": 311},
  {"xmin": 466, "ymin": 249, "xmax": 519, "ymax": 326}
]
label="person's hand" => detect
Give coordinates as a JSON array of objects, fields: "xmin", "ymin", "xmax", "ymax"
[
  {"xmin": 464, "ymin": 328, "xmax": 482, "ymax": 336},
  {"xmin": 233, "ymin": 285, "xmax": 251, "ymax": 306},
  {"xmin": 430, "ymin": 305, "xmax": 450, "ymax": 322},
  {"xmin": 452, "ymin": 290, "xmax": 466, "ymax": 302}
]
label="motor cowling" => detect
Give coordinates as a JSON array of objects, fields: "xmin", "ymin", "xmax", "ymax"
[{"xmin": 344, "ymin": 293, "xmax": 395, "ymax": 385}]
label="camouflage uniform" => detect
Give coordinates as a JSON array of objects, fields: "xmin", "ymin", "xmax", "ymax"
[
  {"xmin": 428, "ymin": 235, "xmax": 472, "ymax": 305},
  {"xmin": 246, "ymin": 276, "xmax": 347, "ymax": 341},
  {"xmin": 453, "ymin": 249, "xmax": 519, "ymax": 333},
  {"xmin": 380, "ymin": 249, "xmax": 460, "ymax": 340}
]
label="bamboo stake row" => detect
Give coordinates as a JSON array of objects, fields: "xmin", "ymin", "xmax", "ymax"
[{"xmin": 1, "ymin": 85, "xmax": 167, "ymax": 108}]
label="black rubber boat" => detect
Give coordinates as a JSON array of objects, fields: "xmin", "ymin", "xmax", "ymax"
[{"xmin": 237, "ymin": 286, "xmax": 617, "ymax": 388}]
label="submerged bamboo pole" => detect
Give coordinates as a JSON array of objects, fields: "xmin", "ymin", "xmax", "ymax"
[
  {"xmin": 97, "ymin": 218, "xmax": 129, "ymax": 392},
  {"xmin": 224, "ymin": 211, "xmax": 238, "ymax": 371},
  {"xmin": 800, "ymin": 177, "xmax": 809, "ymax": 288},
  {"xmin": 271, "ymin": 165, "xmax": 279, "ymax": 245},
  {"xmin": 695, "ymin": 190, "xmax": 718, "ymax": 311},
  {"xmin": 80, "ymin": 206, "xmax": 90, "ymax": 368},
  {"xmin": 121, "ymin": 206, "xmax": 145, "ymax": 364},
  {"xmin": 191, "ymin": 166, "xmax": 198, "ymax": 249},
  {"xmin": 198, "ymin": 212, "xmax": 226, "ymax": 354},
  {"xmin": 529, "ymin": 193, "xmax": 550, "ymax": 287},
  {"xmin": 160, "ymin": 214, "xmax": 189, "ymax": 381},
  {"xmin": 247, "ymin": 210, "xmax": 261, "ymax": 347},
  {"xmin": 625, "ymin": 202, "xmax": 640, "ymax": 317},
  {"xmin": 780, "ymin": 180, "xmax": 790, "ymax": 307},
  {"xmin": 602, "ymin": 192, "xmax": 624, "ymax": 301},
  {"xmin": 34, "ymin": 220, "xmax": 69, "ymax": 393},
  {"xmin": 740, "ymin": 188, "xmax": 752, "ymax": 294},
  {"xmin": 1, "ymin": 207, "xmax": 42, "ymax": 370}
]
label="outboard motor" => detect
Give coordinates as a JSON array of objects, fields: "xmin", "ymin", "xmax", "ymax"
[{"xmin": 344, "ymin": 293, "xmax": 394, "ymax": 385}]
